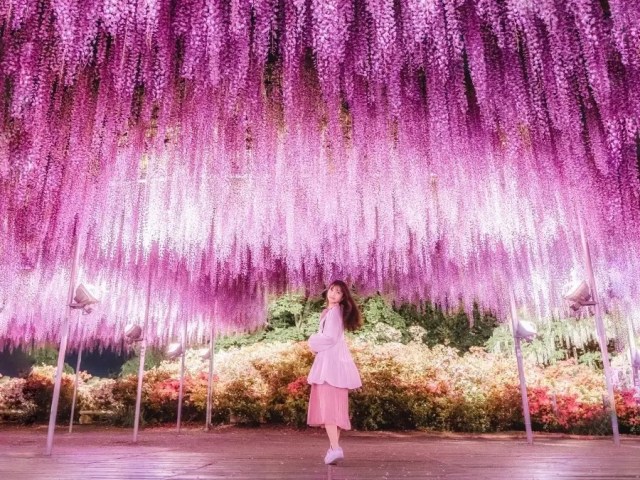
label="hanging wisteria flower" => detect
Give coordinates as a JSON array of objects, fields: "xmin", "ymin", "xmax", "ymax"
[{"xmin": 0, "ymin": 0, "xmax": 638, "ymax": 346}]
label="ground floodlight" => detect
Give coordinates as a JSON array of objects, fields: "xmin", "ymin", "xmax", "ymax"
[
  {"xmin": 514, "ymin": 320, "xmax": 537, "ymax": 340},
  {"xmin": 633, "ymin": 351, "xmax": 640, "ymax": 369},
  {"xmin": 563, "ymin": 280, "xmax": 596, "ymax": 311},
  {"xmin": 70, "ymin": 283, "xmax": 101, "ymax": 314},
  {"xmin": 198, "ymin": 347, "xmax": 211, "ymax": 360},
  {"xmin": 125, "ymin": 324, "xmax": 143, "ymax": 342},
  {"xmin": 166, "ymin": 342, "xmax": 183, "ymax": 360}
]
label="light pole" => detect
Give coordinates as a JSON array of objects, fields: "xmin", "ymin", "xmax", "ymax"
[
  {"xmin": 164, "ymin": 339, "xmax": 186, "ymax": 432},
  {"xmin": 578, "ymin": 218, "xmax": 620, "ymax": 445},
  {"xmin": 626, "ymin": 314, "xmax": 640, "ymax": 390},
  {"xmin": 68, "ymin": 333, "xmax": 84, "ymax": 433},
  {"xmin": 46, "ymin": 232, "xmax": 79, "ymax": 454},
  {"xmin": 509, "ymin": 290, "xmax": 536, "ymax": 445},
  {"xmin": 204, "ymin": 318, "xmax": 216, "ymax": 431},
  {"xmin": 133, "ymin": 266, "xmax": 153, "ymax": 443}
]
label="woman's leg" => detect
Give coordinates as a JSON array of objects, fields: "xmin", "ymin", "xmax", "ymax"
[{"xmin": 325, "ymin": 424, "xmax": 340, "ymax": 449}]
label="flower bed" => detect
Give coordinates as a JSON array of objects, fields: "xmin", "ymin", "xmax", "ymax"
[{"xmin": 1, "ymin": 341, "xmax": 638, "ymax": 434}]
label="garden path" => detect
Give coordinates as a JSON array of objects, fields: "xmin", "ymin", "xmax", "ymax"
[{"xmin": 1, "ymin": 426, "xmax": 639, "ymax": 479}]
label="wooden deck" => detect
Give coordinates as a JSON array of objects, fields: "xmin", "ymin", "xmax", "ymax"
[{"xmin": 1, "ymin": 426, "xmax": 639, "ymax": 479}]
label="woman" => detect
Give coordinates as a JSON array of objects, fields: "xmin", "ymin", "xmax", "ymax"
[{"xmin": 307, "ymin": 280, "xmax": 363, "ymax": 465}]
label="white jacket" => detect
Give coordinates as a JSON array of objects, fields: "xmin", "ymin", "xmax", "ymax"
[{"xmin": 307, "ymin": 305, "xmax": 362, "ymax": 389}]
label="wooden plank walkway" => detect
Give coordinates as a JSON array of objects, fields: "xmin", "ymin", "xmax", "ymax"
[{"xmin": 1, "ymin": 426, "xmax": 640, "ymax": 479}]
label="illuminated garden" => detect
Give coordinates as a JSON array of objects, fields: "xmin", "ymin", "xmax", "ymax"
[{"xmin": 1, "ymin": 0, "xmax": 640, "ymax": 477}]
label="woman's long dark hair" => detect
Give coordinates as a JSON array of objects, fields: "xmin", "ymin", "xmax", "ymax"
[{"xmin": 327, "ymin": 280, "xmax": 363, "ymax": 332}]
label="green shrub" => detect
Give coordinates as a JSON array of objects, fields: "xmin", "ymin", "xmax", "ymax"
[
  {"xmin": 214, "ymin": 294, "xmax": 500, "ymax": 353},
  {"xmin": 215, "ymin": 378, "xmax": 266, "ymax": 426},
  {"xmin": 409, "ymin": 390, "xmax": 450, "ymax": 431},
  {"xmin": 119, "ymin": 347, "xmax": 165, "ymax": 377},
  {"xmin": 444, "ymin": 393, "xmax": 491, "ymax": 432},
  {"xmin": 350, "ymin": 364, "xmax": 414, "ymax": 430}
]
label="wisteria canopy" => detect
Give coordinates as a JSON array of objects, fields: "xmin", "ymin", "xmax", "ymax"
[{"xmin": 0, "ymin": 0, "xmax": 639, "ymax": 347}]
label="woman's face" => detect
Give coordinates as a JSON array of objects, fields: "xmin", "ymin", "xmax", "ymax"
[{"xmin": 327, "ymin": 284, "xmax": 344, "ymax": 305}]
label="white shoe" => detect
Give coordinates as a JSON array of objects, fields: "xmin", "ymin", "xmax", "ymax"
[{"xmin": 324, "ymin": 447, "xmax": 344, "ymax": 465}]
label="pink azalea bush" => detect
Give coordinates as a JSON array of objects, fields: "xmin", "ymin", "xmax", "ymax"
[
  {"xmin": 0, "ymin": 365, "xmax": 75, "ymax": 423},
  {"xmin": 0, "ymin": 376, "xmax": 36, "ymax": 421}
]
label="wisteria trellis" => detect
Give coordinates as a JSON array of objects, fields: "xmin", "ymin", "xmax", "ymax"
[{"xmin": 1, "ymin": 0, "xmax": 639, "ymax": 347}]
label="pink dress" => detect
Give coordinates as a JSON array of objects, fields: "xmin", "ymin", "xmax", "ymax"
[{"xmin": 307, "ymin": 305, "xmax": 362, "ymax": 430}]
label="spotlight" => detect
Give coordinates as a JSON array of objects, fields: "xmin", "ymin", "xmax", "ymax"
[
  {"xmin": 69, "ymin": 284, "xmax": 101, "ymax": 314},
  {"xmin": 125, "ymin": 324, "xmax": 143, "ymax": 343},
  {"xmin": 563, "ymin": 280, "xmax": 596, "ymax": 311},
  {"xmin": 166, "ymin": 342, "xmax": 183, "ymax": 360},
  {"xmin": 514, "ymin": 320, "xmax": 537, "ymax": 340},
  {"xmin": 198, "ymin": 347, "xmax": 211, "ymax": 361}
]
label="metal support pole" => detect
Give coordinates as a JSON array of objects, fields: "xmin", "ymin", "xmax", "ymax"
[
  {"xmin": 205, "ymin": 319, "xmax": 216, "ymax": 431},
  {"xmin": 626, "ymin": 315, "xmax": 639, "ymax": 390},
  {"xmin": 133, "ymin": 267, "xmax": 153, "ymax": 443},
  {"xmin": 579, "ymin": 218, "xmax": 620, "ymax": 445},
  {"xmin": 510, "ymin": 290, "xmax": 533, "ymax": 445},
  {"xmin": 46, "ymin": 229, "xmax": 80, "ymax": 455},
  {"xmin": 176, "ymin": 320, "xmax": 187, "ymax": 433},
  {"xmin": 68, "ymin": 335, "xmax": 84, "ymax": 433}
]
